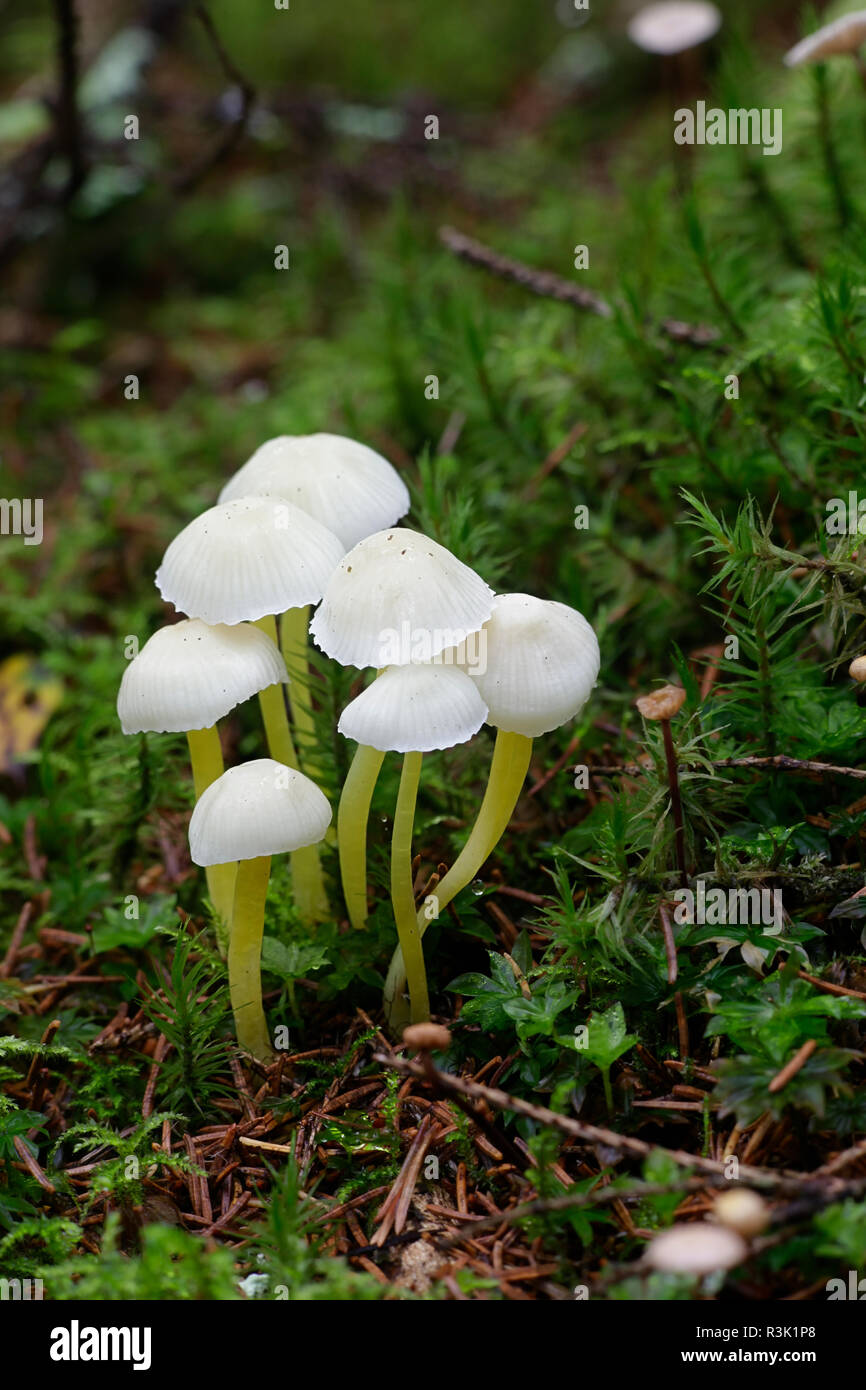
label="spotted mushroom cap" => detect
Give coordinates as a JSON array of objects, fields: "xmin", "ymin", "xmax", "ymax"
[
  {"xmin": 469, "ymin": 593, "xmax": 600, "ymax": 738},
  {"xmin": 188, "ymin": 758, "xmax": 332, "ymax": 866},
  {"xmin": 117, "ymin": 619, "xmax": 288, "ymax": 734},
  {"xmin": 310, "ymin": 528, "xmax": 495, "ymax": 670},
  {"xmin": 218, "ymin": 433, "xmax": 410, "ymax": 549},
  {"xmin": 156, "ymin": 496, "xmax": 345, "ymax": 625}
]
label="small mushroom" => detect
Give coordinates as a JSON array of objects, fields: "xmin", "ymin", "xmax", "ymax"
[
  {"xmin": 384, "ymin": 593, "xmax": 599, "ymax": 1025},
  {"xmin": 645, "ymin": 1221, "xmax": 748, "ymax": 1275},
  {"xmin": 218, "ymin": 432, "xmax": 410, "ymax": 550},
  {"xmin": 156, "ymin": 496, "xmax": 344, "ymax": 627},
  {"xmin": 189, "ymin": 758, "xmax": 331, "ymax": 1059},
  {"xmin": 403, "ymin": 1022, "xmax": 452, "ymax": 1052},
  {"xmin": 849, "ymin": 654, "xmax": 866, "ymax": 682},
  {"xmin": 116, "ymin": 618, "xmax": 287, "ymax": 940},
  {"xmin": 312, "ymin": 528, "xmax": 494, "ymax": 935},
  {"xmin": 713, "ymin": 1188, "xmax": 769, "ymax": 1238},
  {"xmin": 156, "ymin": 496, "xmax": 345, "ymax": 924},
  {"xmin": 310, "ymin": 528, "xmax": 494, "ymax": 671},
  {"xmin": 627, "ymin": 1, "xmax": 721, "ymax": 55},
  {"xmin": 403, "ymin": 1022, "xmax": 452, "ymax": 1083},
  {"xmin": 339, "ymin": 663, "xmax": 488, "ymax": 1025},
  {"xmin": 784, "ymin": 11, "xmax": 866, "ymax": 68}
]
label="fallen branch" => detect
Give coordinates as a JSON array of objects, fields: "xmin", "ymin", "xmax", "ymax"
[
  {"xmin": 173, "ymin": 4, "xmax": 256, "ymax": 194},
  {"xmin": 587, "ymin": 754, "xmax": 866, "ymax": 782},
  {"xmin": 768, "ymin": 1039, "xmax": 817, "ymax": 1095},
  {"xmin": 439, "ymin": 225, "xmax": 721, "ymax": 349},
  {"xmin": 373, "ymin": 1051, "xmax": 815, "ymax": 1189}
]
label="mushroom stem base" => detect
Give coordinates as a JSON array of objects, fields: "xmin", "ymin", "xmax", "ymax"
[{"xmin": 229, "ymin": 854, "xmax": 273, "ymax": 1062}]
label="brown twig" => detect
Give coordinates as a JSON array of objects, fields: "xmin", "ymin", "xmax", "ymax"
[
  {"xmin": 173, "ymin": 4, "xmax": 256, "ymax": 194},
  {"xmin": 0, "ymin": 904, "xmax": 33, "ymax": 979},
  {"xmin": 588, "ymin": 754, "xmax": 866, "ymax": 781},
  {"xmin": 796, "ymin": 971, "xmax": 866, "ymax": 1002},
  {"xmin": 768, "ymin": 1040, "xmax": 817, "ymax": 1095},
  {"xmin": 439, "ymin": 225, "xmax": 720, "ymax": 349},
  {"xmin": 142, "ymin": 1034, "xmax": 170, "ymax": 1118},
  {"xmin": 374, "ymin": 1051, "xmax": 808, "ymax": 1187}
]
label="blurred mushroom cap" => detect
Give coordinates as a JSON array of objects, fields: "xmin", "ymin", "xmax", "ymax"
[
  {"xmin": 188, "ymin": 758, "xmax": 332, "ymax": 866},
  {"xmin": 156, "ymin": 497, "xmax": 345, "ymax": 625},
  {"xmin": 310, "ymin": 528, "xmax": 494, "ymax": 670},
  {"xmin": 627, "ymin": 1, "xmax": 721, "ymax": 55},
  {"xmin": 849, "ymin": 655, "xmax": 866, "ymax": 683},
  {"xmin": 469, "ymin": 593, "xmax": 600, "ymax": 738},
  {"xmin": 713, "ymin": 1189, "xmax": 769, "ymax": 1239},
  {"xmin": 219, "ymin": 432, "xmax": 410, "ymax": 549},
  {"xmin": 403, "ymin": 1023, "xmax": 452, "ymax": 1051},
  {"xmin": 636, "ymin": 684, "xmax": 686, "ymax": 721},
  {"xmin": 338, "ymin": 663, "xmax": 488, "ymax": 753},
  {"xmin": 645, "ymin": 1222, "xmax": 747, "ymax": 1274},
  {"xmin": 785, "ymin": 11, "xmax": 866, "ymax": 66},
  {"xmin": 117, "ymin": 619, "xmax": 287, "ymax": 734}
]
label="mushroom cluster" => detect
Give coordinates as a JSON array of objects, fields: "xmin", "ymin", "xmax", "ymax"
[{"xmin": 117, "ymin": 433, "xmax": 600, "ymax": 1052}]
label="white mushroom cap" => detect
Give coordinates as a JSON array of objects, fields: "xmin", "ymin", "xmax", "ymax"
[
  {"xmin": 469, "ymin": 593, "xmax": 599, "ymax": 738},
  {"xmin": 645, "ymin": 1222, "xmax": 747, "ymax": 1275},
  {"xmin": 188, "ymin": 758, "xmax": 332, "ymax": 866},
  {"xmin": 156, "ymin": 497, "xmax": 345, "ymax": 625},
  {"xmin": 310, "ymin": 529, "xmax": 495, "ymax": 670},
  {"xmin": 627, "ymin": 1, "xmax": 721, "ymax": 54},
  {"xmin": 713, "ymin": 1189, "xmax": 769, "ymax": 1239},
  {"xmin": 338, "ymin": 664, "xmax": 488, "ymax": 753},
  {"xmin": 784, "ymin": 11, "xmax": 866, "ymax": 66},
  {"xmin": 218, "ymin": 433, "xmax": 410, "ymax": 549},
  {"xmin": 117, "ymin": 619, "xmax": 288, "ymax": 734}
]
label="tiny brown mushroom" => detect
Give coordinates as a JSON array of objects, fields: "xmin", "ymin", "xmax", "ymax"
[
  {"xmin": 403, "ymin": 1023, "xmax": 452, "ymax": 1053},
  {"xmin": 635, "ymin": 684, "xmax": 687, "ymax": 721},
  {"xmin": 848, "ymin": 655, "xmax": 866, "ymax": 684}
]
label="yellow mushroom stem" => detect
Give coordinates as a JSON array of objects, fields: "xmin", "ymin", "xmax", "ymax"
[
  {"xmin": 228, "ymin": 854, "xmax": 273, "ymax": 1061},
  {"xmin": 384, "ymin": 729, "xmax": 533, "ymax": 1028},
  {"xmin": 186, "ymin": 725, "xmax": 234, "ymax": 952},
  {"xmin": 280, "ymin": 604, "xmax": 320, "ymax": 777},
  {"xmin": 337, "ymin": 743, "xmax": 385, "ymax": 930},
  {"xmin": 390, "ymin": 751, "xmax": 430, "ymax": 1025},
  {"xmin": 253, "ymin": 615, "xmax": 329, "ymax": 926}
]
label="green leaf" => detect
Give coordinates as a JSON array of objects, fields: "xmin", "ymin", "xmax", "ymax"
[
  {"xmin": 580, "ymin": 1002, "xmax": 637, "ymax": 1071},
  {"xmin": 260, "ymin": 937, "xmax": 330, "ymax": 982}
]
